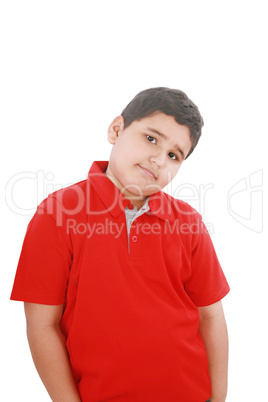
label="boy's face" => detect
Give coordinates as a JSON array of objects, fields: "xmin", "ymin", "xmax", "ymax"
[{"xmin": 105, "ymin": 112, "xmax": 192, "ymax": 207}]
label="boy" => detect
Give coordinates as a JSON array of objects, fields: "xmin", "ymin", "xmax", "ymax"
[{"xmin": 11, "ymin": 87, "xmax": 229, "ymax": 402}]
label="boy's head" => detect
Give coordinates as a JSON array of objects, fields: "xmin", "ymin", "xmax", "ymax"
[
  {"xmin": 105, "ymin": 87, "xmax": 204, "ymax": 207},
  {"xmin": 121, "ymin": 87, "xmax": 204, "ymax": 159}
]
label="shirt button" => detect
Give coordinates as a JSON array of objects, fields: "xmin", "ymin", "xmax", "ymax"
[
  {"xmin": 128, "ymin": 204, "xmax": 134, "ymax": 210},
  {"xmin": 132, "ymin": 235, "xmax": 138, "ymax": 242}
]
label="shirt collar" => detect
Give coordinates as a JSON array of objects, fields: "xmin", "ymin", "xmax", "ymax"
[{"xmin": 88, "ymin": 161, "xmax": 175, "ymax": 222}]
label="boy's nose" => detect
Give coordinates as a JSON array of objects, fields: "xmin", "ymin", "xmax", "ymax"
[{"xmin": 150, "ymin": 152, "xmax": 166, "ymax": 167}]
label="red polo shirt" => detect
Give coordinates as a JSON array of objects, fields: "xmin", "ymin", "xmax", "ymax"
[{"xmin": 11, "ymin": 161, "xmax": 230, "ymax": 402}]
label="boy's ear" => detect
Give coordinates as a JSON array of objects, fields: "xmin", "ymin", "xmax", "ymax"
[{"xmin": 107, "ymin": 115, "xmax": 125, "ymax": 144}]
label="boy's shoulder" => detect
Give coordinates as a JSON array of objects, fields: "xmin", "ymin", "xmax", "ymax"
[
  {"xmin": 166, "ymin": 192, "xmax": 197, "ymax": 212},
  {"xmin": 48, "ymin": 178, "xmax": 88, "ymax": 206},
  {"xmin": 36, "ymin": 178, "xmax": 89, "ymax": 223},
  {"xmin": 153, "ymin": 190, "xmax": 201, "ymax": 223}
]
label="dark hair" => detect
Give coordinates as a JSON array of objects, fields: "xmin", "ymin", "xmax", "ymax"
[{"xmin": 121, "ymin": 87, "xmax": 204, "ymax": 159}]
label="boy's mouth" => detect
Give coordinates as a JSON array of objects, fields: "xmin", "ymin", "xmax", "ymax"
[{"xmin": 138, "ymin": 165, "xmax": 157, "ymax": 180}]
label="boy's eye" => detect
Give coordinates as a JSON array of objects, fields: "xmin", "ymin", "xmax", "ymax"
[
  {"xmin": 146, "ymin": 135, "xmax": 156, "ymax": 144},
  {"xmin": 168, "ymin": 152, "xmax": 177, "ymax": 160}
]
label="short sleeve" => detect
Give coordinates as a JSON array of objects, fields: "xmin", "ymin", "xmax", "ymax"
[
  {"xmin": 184, "ymin": 213, "xmax": 230, "ymax": 307},
  {"xmin": 10, "ymin": 199, "xmax": 73, "ymax": 305}
]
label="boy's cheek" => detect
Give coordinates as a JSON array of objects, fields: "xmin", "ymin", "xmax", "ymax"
[{"xmin": 161, "ymin": 167, "xmax": 180, "ymax": 185}]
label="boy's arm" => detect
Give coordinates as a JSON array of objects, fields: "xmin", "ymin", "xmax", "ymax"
[
  {"xmin": 24, "ymin": 302, "xmax": 81, "ymax": 402},
  {"xmin": 198, "ymin": 301, "xmax": 228, "ymax": 402}
]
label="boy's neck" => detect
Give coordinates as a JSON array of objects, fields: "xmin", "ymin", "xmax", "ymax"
[
  {"xmin": 125, "ymin": 196, "xmax": 148, "ymax": 211},
  {"xmin": 104, "ymin": 169, "xmax": 148, "ymax": 210}
]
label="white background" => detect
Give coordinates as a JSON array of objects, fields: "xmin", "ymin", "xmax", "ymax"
[{"xmin": 1, "ymin": 1, "xmax": 267, "ymax": 400}]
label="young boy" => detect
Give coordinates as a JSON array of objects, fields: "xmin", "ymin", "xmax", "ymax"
[{"xmin": 11, "ymin": 87, "xmax": 230, "ymax": 402}]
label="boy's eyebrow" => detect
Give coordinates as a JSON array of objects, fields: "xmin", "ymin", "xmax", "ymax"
[{"xmin": 145, "ymin": 127, "xmax": 185, "ymax": 160}]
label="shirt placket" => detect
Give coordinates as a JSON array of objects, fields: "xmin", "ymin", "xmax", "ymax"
[{"xmin": 125, "ymin": 202, "xmax": 149, "ymax": 258}]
